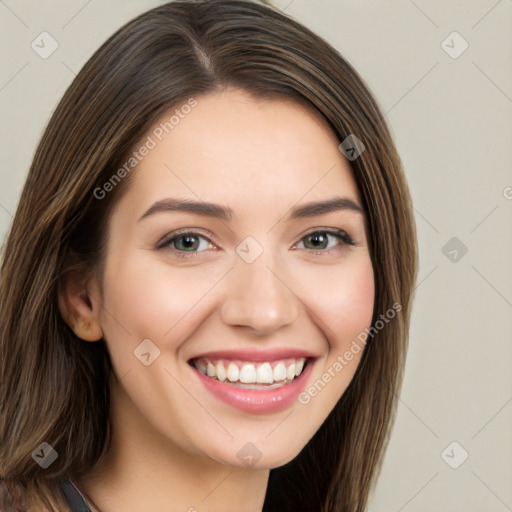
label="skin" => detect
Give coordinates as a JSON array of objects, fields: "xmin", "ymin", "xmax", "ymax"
[{"xmin": 60, "ymin": 88, "xmax": 375, "ymax": 512}]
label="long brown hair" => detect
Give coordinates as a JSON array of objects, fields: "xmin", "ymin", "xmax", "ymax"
[{"xmin": 0, "ymin": 1, "xmax": 418, "ymax": 510}]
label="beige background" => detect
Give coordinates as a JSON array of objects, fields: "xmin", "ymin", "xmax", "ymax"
[{"xmin": 1, "ymin": 1, "xmax": 511, "ymax": 511}]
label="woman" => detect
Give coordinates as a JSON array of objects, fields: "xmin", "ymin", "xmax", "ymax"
[{"xmin": 0, "ymin": 1, "xmax": 417, "ymax": 510}]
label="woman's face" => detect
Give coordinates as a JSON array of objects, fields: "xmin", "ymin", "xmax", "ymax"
[{"xmin": 93, "ymin": 88, "xmax": 374, "ymax": 469}]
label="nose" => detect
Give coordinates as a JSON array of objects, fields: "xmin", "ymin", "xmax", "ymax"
[{"xmin": 220, "ymin": 255, "xmax": 300, "ymax": 336}]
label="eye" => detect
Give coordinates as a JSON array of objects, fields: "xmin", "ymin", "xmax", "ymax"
[
  {"xmin": 156, "ymin": 229, "xmax": 215, "ymax": 259},
  {"xmin": 294, "ymin": 228, "xmax": 355, "ymax": 256}
]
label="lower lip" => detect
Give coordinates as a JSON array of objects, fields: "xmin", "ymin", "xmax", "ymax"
[{"xmin": 191, "ymin": 359, "xmax": 315, "ymax": 414}]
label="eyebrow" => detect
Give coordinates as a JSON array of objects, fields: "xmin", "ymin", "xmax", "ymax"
[{"xmin": 138, "ymin": 196, "xmax": 364, "ymax": 222}]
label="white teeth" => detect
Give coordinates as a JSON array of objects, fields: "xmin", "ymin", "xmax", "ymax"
[
  {"xmin": 206, "ymin": 361, "xmax": 216, "ymax": 378},
  {"xmin": 194, "ymin": 357, "xmax": 307, "ymax": 385},
  {"xmin": 216, "ymin": 361, "xmax": 227, "ymax": 381},
  {"xmin": 286, "ymin": 363, "xmax": 296, "ymax": 381},
  {"xmin": 273, "ymin": 362, "xmax": 287, "ymax": 382},
  {"xmin": 256, "ymin": 362, "xmax": 274, "ymax": 384},
  {"xmin": 227, "ymin": 362, "xmax": 239, "ymax": 382},
  {"xmin": 239, "ymin": 364, "xmax": 257, "ymax": 383}
]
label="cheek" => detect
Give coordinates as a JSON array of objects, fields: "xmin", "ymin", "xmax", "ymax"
[
  {"xmin": 295, "ymin": 256, "xmax": 374, "ymax": 418},
  {"xmin": 334, "ymin": 258, "xmax": 375, "ymax": 344},
  {"xmin": 98, "ymin": 251, "xmax": 218, "ymax": 357},
  {"xmin": 304, "ymin": 254, "xmax": 375, "ymax": 347}
]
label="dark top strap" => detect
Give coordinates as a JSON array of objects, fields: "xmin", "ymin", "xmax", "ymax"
[{"xmin": 59, "ymin": 479, "xmax": 93, "ymax": 512}]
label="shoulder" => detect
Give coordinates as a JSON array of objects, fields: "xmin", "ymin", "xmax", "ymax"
[{"xmin": 0, "ymin": 478, "xmax": 24, "ymax": 511}]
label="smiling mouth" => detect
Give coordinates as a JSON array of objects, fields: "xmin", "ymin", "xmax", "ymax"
[{"xmin": 189, "ymin": 357, "xmax": 309, "ymax": 390}]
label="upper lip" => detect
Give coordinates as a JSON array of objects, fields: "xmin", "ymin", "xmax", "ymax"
[{"xmin": 188, "ymin": 347, "xmax": 319, "ymax": 363}]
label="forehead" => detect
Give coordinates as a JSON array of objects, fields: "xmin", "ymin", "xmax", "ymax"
[{"xmin": 122, "ymin": 88, "xmax": 360, "ymax": 215}]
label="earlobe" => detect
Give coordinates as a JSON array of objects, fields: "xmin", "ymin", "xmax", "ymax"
[
  {"xmin": 72, "ymin": 315, "xmax": 104, "ymax": 342},
  {"xmin": 58, "ymin": 269, "xmax": 104, "ymax": 342}
]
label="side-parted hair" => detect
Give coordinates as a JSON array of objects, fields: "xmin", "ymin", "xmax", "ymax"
[{"xmin": 0, "ymin": 1, "xmax": 418, "ymax": 510}]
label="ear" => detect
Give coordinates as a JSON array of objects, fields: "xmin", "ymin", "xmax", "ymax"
[{"xmin": 58, "ymin": 257, "xmax": 104, "ymax": 342}]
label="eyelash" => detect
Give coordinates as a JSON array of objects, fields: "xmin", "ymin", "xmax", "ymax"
[{"xmin": 156, "ymin": 228, "xmax": 356, "ymax": 260}]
